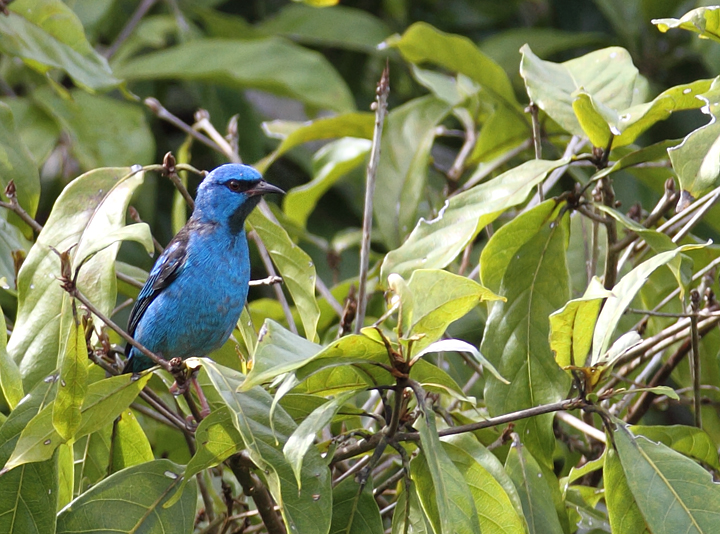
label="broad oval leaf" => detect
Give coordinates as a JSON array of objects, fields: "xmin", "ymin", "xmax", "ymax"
[
  {"xmin": 57, "ymin": 459, "xmax": 196, "ymax": 534},
  {"xmin": 481, "ymin": 202, "xmax": 572, "ymax": 466},
  {"xmin": 7, "ymin": 167, "xmax": 147, "ymax": 389},
  {"xmin": 614, "ymin": 422, "xmax": 720, "ymax": 534},
  {"xmin": 52, "ymin": 312, "xmax": 87, "ymax": 440},
  {"xmin": 629, "ymin": 425, "xmax": 720, "ymax": 470},
  {"xmin": 388, "ymin": 22, "xmax": 519, "ymax": 109},
  {"xmin": 330, "ymin": 476, "xmax": 384, "ymax": 534},
  {"xmin": 505, "ymin": 441, "xmax": 564, "ymax": 534},
  {"xmin": 520, "ymin": 45, "xmax": 644, "ymax": 140},
  {"xmin": 0, "ymin": 0, "xmax": 118, "ymax": 91}
]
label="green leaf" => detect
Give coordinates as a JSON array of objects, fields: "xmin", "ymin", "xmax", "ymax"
[
  {"xmin": 391, "ymin": 487, "xmax": 433, "ymax": 534},
  {"xmin": 389, "ymin": 22, "xmax": 520, "ymax": 109},
  {"xmin": 202, "ymin": 361, "xmax": 332, "ymax": 534},
  {"xmin": 520, "ymin": 44, "xmax": 644, "ymax": 140},
  {"xmin": 242, "ymin": 319, "xmax": 321, "ymax": 391},
  {"xmin": 613, "ymin": 422, "xmax": 720, "ymax": 534},
  {"xmin": 472, "ymin": 103, "xmax": 531, "ymax": 163},
  {"xmin": 414, "ymin": 398, "xmax": 481, "ymax": 534},
  {"xmin": 374, "ymin": 96, "xmax": 452, "ymax": 248},
  {"xmin": 3, "ymin": 373, "xmax": 151, "ymax": 470},
  {"xmin": 604, "ymin": 448, "xmax": 650, "ymax": 534},
  {"xmin": 629, "ymin": 425, "xmax": 720, "ymax": 469},
  {"xmin": 116, "ymin": 37, "xmax": 355, "ymax": 113},
  {"xmin": 330, "ymin": 476, "xmax": 384, "ymax": 534},
  {"xmin": 0, "ymin": 306, "xmax": 23, "ymax": 410},
  {"xmin": 112, "ymin": 409, "xmax": 154, "ymax": 471},
  {"xmin": 0, "ymin": 0, "xmax": 118, "ymax": 91},
  {"xmin": 442, "ymin": 442, "xmax": 527, "ymax": 534},
  {"xmin": 404, "ymin": 269, "xmax": 503, "ymax": 352},
  {"xmin": 572, "ymin": 79, "xmax": 713, "ymax": 148},
  {"xmin": 505, "ymin": 441, "xmax": 564, "ymax": 534},
  {"xmin": 0, "ymin": 97, "xmax": 61, "ymax": 167},
  {"xmin": 669, "ymin": 80, "xmax": 720, "ymax": 197},
  {"xmin": 74, "ymin": 427, "xmax": 111, "ymax": 495},
  {"xmin": 52, "ymin": 311, "xmax": 87, "ymax": 440},
  {"xmin": 550, "ymin": 277, "xmax": 612, "ymax": 370},
  {"xmin": 0, "ymin": 215, "xmax": 32, "ymax": 290},
  {"xmin": 591, "ymin": 244, "xmax": 705, "ymax": 365},
  {"xmin": 7, "ymin": 167, "xmax": 146, "ymax": 389},
  {"xmin": 259, "ymin": 3, "xmax": 391, "ymax": 52},
  {"xmin": 284, "ymin": 390, "xmax": 359, "ymax": 487},
  {"xmin": 57, "ymin": 460, "xmax": 196, "ymax": 534},
  {"xmin": 165, "ymin": 406, "xmax": 242, "ymax": 507},
  {"xmin": 257, "ymin": 113, "xmax": 373, "ymax": 173},
  {"xmin": 248, "ymin": 209, "xmax": 321, "ymax": 342},
  {"xmin": 444, "ymin": 433, "xmax": 526, "ymax": 522},
  {"xmin": 0, "ymin": 102, "xmax": 41, "ymax": 220},
  {"xmin": 653, "ymin": 7, "xmax": 720, "ymax": 43},
  {"xmin": 480, "ymin": 202, "xmax": 572, "ymax": 466},
  {"xmin": 381, "ymin": 158, "xmax": 570, "ymax": 282},
  {"xmin": 33, "ymin": 88, "xmax": 155, "ymax": 170},
  {"xmin": 283, "ymin": 137, "xmax": 371, "ymax": 228},
  {"xmin": 0, "ymin": 378, "xmax": 57, "ymax": 534}
]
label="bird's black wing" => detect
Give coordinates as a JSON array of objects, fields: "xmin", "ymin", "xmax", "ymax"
[{"xmin": 126, "ymin": 225, "xmax": 191, "ymax": 339}]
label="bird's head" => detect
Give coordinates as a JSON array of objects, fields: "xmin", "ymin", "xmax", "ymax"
[{"xmin": 193, "ymin": 164, "xmax": 284, "ymax": 233}]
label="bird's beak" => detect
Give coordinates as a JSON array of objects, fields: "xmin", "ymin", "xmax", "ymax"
[{"xmin": 247, "ymin": 180, "xmax": 285, "ymax": 197}]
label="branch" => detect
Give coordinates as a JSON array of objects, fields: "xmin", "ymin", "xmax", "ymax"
[
  {"xmin": 104, "ymin": 0, "xmax": 157, "ymax": 59},
  {"xmin": 145, "ymin": 98, "xmax": 227, "ymax": 155},
  {"xmin": 355, "ymin": 63, "xmax": 389, "ymax": 334},
  {"xmin": 1, "ymin": 181, "xmax": 43, "ymax": 234},
  {"xmin": 247, "ymin": 230, "xmax": 297, "ymax": 334},
  {"xmin": 227, "ymin": 452, "xmax": 286, "ymax": 534}
]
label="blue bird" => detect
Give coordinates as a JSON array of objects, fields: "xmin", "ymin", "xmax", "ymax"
[{"xmin": 123, "ymin": 163, "xmax": 283, "ymax": 375}]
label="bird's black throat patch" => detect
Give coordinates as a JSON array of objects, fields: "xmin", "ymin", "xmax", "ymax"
[{"xmin": 228, "ymin": 198, "xmax": 261, "ymax": 235}]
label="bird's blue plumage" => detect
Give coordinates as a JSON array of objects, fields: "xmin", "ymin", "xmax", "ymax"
[{"xmin": 123, "ymin": 164, "xmax": 283, "ymax": 374}]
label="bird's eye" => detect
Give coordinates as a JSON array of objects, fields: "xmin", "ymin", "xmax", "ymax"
[{"xmin": 226, "ymin": 179, "xmax": 254, "ymax": 193}]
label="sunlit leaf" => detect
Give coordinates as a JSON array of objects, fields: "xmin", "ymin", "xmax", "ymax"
[
  {"xmin": 381, "ymin": 158, "xmax": 570, "ymax": 282},
  {"xmin": 654, "ymin": 6, "xmax": 720, "ymax": 43}
]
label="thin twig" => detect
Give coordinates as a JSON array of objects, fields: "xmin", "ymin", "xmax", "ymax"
[
  {"xmin": 690, "ymin": 290, "xmax": 702, "ymax": 428},
  {"xmin": 555, "ymin": 411, "xmax": 606, "ymax": 443},
  {"xmin": 526, "ymin": 103, "xmax": 543, "ymax": 201},
  {"xmin": 0, "ymin": 181, "xmax": 43, "ymax": 233},
  {"xmin": 248, "ymin": 230, "xmax": 297, "ymax": 334},
  {"xmin": 70, "ymin": 286, "xmax": 171, "ymax": 372},
  {"xmin": 525, "ymin": 136, "xmax": 586, "ymax": 210},
  {"xmin": 355, "ymin": 63, "xmax": 389, "ymax": 334},
  {"xmin": 193, "ymin": 110, "xmax": 242, "ymax": 164},
  {"xmin": 446, "ymin": 110, "xmax": 477, "ymax": 183},
  {"xmin": 104, "ymin": 0, "xmax": 157, "ymax": 58},
  {"xmin": 145, "ymin": 98, "xmax": 226, "ymax": 155},
  {"xmin": 248, "ymin": 275, "xmax": 283, "ymax": 287},
  {"xmin": 455, "ymin": 138, "xmax": 532, "ymax": 194}
]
